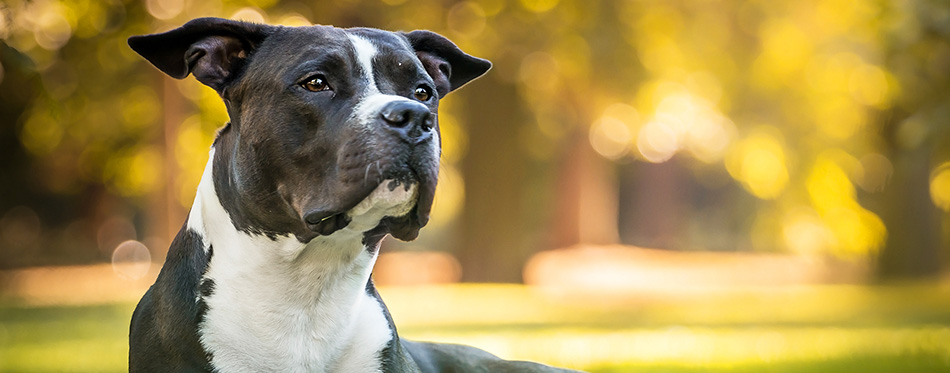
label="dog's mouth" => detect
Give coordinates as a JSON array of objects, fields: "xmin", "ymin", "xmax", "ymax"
[
  {"xmin": 302, "ymin": 174, "xmax": 436, "ymax": 241},
  {"xmin": 303, "ymin": 209, "xmax": 353, "ymax": 236}
]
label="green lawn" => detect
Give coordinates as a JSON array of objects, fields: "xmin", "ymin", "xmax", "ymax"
[{"xmin": 2, "ymin": 284, "xmax": 950, "ymax": 372}]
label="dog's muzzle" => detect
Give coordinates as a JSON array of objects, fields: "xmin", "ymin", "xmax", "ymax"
[{"xmin": 301, "ymin": 99, "xmax": 439, "ymax": 240}]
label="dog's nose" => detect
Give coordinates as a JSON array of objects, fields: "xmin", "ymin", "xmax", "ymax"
[{"xmin": 379, "ymin": 101, "xmax": 433, "ymax": 144}]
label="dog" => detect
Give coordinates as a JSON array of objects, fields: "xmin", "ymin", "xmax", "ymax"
[{"xmin": 127, "ymin": 17, "xmax": 577, "ymax": 372}]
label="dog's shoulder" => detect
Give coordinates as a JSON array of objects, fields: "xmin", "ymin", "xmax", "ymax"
[
  {"xmin": 129, "ymin": 226, "xmax": 213, "ymax": 372},
  {"xmin": 401, "ymin": 339, "xmax": 583, "ymax": 373}
]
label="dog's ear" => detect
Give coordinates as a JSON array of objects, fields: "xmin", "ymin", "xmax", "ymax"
[
  {"xmin": 402, "ymin": 30, "xmax": 491, "ymax": 98},
  {"xmin": 128, "ymin": 17, "xmax": 271, "ymax": 93}
]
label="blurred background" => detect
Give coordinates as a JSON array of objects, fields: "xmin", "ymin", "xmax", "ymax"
[{"xmin": 1, "ymin": 0, "xmax": 950, "ymax": 371}]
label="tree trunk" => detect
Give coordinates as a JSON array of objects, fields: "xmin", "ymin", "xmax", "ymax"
[
  {"xmin": 618, "ymin": 158, "xmax": 689, "ymax": 250},
  {"xmin": 548, "ymin": 131, "xmax": 619, "ymax": 249},
  {"xmin": 457, "ymin": 76, "xmax": 530, "ymax": 283},
  {"xmin": 877, "ymin": 144, "xmax": 943, "ymax": 279}
]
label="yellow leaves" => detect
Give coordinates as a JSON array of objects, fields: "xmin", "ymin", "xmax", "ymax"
[
  {"xmin": 804, "ymin": 155, "xmax": 886, "ymax": 257},
  {"xmin": 145, "ymin": 0, "xmax": 185, "ymax": 21},
  {"xmin": 824, "ymin": 207, "xmax": 886, "ymax": 257},
  {"xmin": 447, "ymin": 2, "xmax": 488, "ymax": 39},
  {"xmin": 930, "ymin": 163, "xmax": 950, "ymax": 212},
  {"xmin": 28, "ymin": 2, "xmax": 74, "ymax": 51},
  {"xmin": 430, "ymin": 166, "xmax": 466, "ymax": 229},
  {"xmin": 782, "ymin": 207, "xmax": 834, "ymax": 256},
  {"xmin": 815, "ymin": 0, "xmax": 862, "ymax": 35},
  {"xmin": 748, "ymin": 151, "xmax": 888, "ymax": 258},
  {"xmin": 632, "ymin": 4, "xmax": 683, "ymax": 37},
  {"xmin": 848, "ymin": 63, "xmax": 892, "ymax": 108},
  {"xmin": 119, "ymin": 86, "xmax": 160, "ymax": 131},
  {"xmin": 199, "ymin": 84, "xmax": 230, "ymax": 125},
  {"xmin": 805, "ymin": 53, "xmax": 896, "ymax": 138},
  {"xmin": 812, "ymin": 96, "xmax": 866, "ymax": 140},
  {"xmin": 19, "ymin": 110, "xmax": 63, "ymax": 156},
  {"xmin": 520, "ymin": 0, "xmax": 559, "ymax": 13},
  {"xmin": 806, "ymin": 53, "xmax": 862, "ymax": 95},
  {"xmin": 590, "ymin": 82, "xmax": 735, "ymax": 164},
  {"xmin": 752, "ymin": 18, "xmax": 813, "ymax": 90},
  {"xmin": 726, "ymin": 128, "xmax": 788, "ymax": 200},
  {"xmin": 174, "ymin": 115, "xmax": 214, "ymax": 207},
  {"xmin": 104, "ymin": 147, "xmax": 163, "ymax": 197},
  {"xmin": 627, "ymin": 5, "xmax": 685, "ymax": 75},
  {"xmin": 806, "ymin": 156, "xmax": 856, "ymax": 213},
  {"xmin": 518, "ymin": 52, "xmax": 561, "ymax": 101},
  {"xmin": 636, "ymin": 34, "xmax": 685, "ymax": 75},
  {"xmin": 73, "ymin": 1, "xmax": 111, "ymax": 39},
  {"xmin": 620, "ymin": 82, "xmax": 736, "ymax": 164},
  {"xmin": 438, "ymin": 112, "xmax": 468, "ymax": 165},
  {"xmin": 275, "ymin": 14, "xmax": 312, "ymax": 27},
  {"xmin": 549, "ymin": 34, "xmax": 591, "ymax": 82},
  {"xmin": 230, "ymin": 7, "xmax": 267, "ymax": 24}
]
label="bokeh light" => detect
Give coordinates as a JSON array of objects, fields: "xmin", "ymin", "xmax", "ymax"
[
  {"xmin": 590, "ymin": 116, "xmax": 633, "ymax": 160},
  {"xmin": 726, "ymin": 128, "xmax": 789, "ymax": 200},
  {"xmin": 806, "ymin": 155, "xmax": 887, "ymax": 257},
  {"xmin": 782, "ymin": 207, "xmax": 834, "ymax": 256},
  {"xmin": 930, "ymin": 162, "xmax": 950, "ymax": 211},
  {"xmin": 231, "ymin": 7, "xmax": 267, "ymax": 23},
  {"xmin": 32, "ymin": 4, "xmax": 73, "ymax": 51},
  {"xmin": 145, "ymin": 0, "xmax": 185, "ymax": 20},
  {"xmin": 520, "ymin": 0, "xmax": 558, "ymax": 13},
  {"xmin": 111, "ymin": 240, "xmax": 151, "ymax": 280},
  {"xmin": 447, "ymin": 1, "xmax": 486, "ymax": 38}
]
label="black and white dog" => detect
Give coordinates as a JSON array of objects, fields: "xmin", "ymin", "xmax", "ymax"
[{"xmin": 127, "ymin": 18, "xmax": 575, "ymax": 372}]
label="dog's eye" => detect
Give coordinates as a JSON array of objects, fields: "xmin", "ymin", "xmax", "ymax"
[
  {"xmin": 413, "ymin": 86, "xmax": 432, "ymax": 102},
  {"xmin": 302, "ymin": 75, "xmax": 331, "ymax": 92}
]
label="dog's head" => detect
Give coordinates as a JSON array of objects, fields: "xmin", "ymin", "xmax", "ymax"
[{"xmin": 129, "ymin": 18, "xmax": 490, "ymax": 243}]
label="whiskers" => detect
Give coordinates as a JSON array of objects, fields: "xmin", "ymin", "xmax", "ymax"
[{"xmin": 363, "ymin": 160, "xmax": 383, "ymax": 186}]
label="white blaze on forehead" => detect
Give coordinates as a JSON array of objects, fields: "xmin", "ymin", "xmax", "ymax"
[{"xmin": 347, "ymin": 34, "xmax": 380, "ymax": 94}]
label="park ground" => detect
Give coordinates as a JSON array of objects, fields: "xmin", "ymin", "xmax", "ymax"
[{"xmin": 2, "ymin": 248, "xmax": 950, "ymax": 372}]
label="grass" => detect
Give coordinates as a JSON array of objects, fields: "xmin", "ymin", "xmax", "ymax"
[
  {"xmin": 0, "ymin": 303, "xmax": 131, "ymax": 372},
  {"xmin": 2, "ymin": 284, "xmax": 950, "ymax": 372}
]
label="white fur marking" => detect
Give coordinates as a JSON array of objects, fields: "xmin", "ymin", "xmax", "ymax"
[
  {"xmin": 348, "ymin": 34, "xmax": 379, "ymax": 95},
  {"xmin": 193, "ymin": 149, "xmax": 396, "ymax": 372},
  {"xmin": 185, "ymin": 149, "xmax": 213, "ymax": 252}
]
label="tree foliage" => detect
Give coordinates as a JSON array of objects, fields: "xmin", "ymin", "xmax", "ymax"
[{"xmin": 0, "ymin": 0, "xmax": 947, "ymax": 279}]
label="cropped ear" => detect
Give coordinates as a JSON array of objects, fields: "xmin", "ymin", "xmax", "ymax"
[
  {"xmin": 128, "ymin": 17, "xmax": 271, "ymax": 93},
  {"xmin": 402, "ymin": 30, "xmax": 491, "ymax": 98}
]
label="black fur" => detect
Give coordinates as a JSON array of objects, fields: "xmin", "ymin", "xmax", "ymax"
[
  {"xmin": 129, "ymin": 224, "xmax": 213, "ymax": 372},
  {"xmin": 128, "ymin": 18, "xmax": 270, "ymax": 92}
]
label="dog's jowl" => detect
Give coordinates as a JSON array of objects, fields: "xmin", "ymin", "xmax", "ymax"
[{"xmin": 127, "ymin": 18, "xmax": 576, "ymax": 372}]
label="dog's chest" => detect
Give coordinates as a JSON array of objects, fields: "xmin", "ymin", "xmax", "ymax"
[{"xmin": 196, "ymin": 229, "xmax": 393, "ymax": 372}]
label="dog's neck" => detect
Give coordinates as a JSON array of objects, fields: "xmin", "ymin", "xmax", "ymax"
[{"xmin": 186, "ymin": 148, "xmax": 396, "ymax": 372}]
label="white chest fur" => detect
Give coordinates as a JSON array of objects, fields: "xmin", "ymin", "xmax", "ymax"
[{"xmin": 188, "ymin": 149, "xmax": 404, "ymax": 372}]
